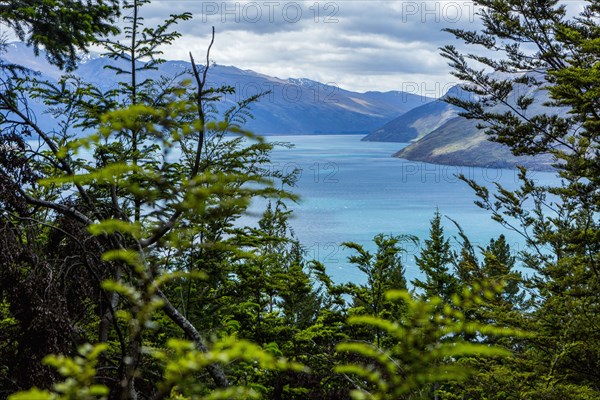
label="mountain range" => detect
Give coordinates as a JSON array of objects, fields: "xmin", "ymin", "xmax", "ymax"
[
  {"xmin": 363, "ymin": 73, "xmax": 566, "ymax": 171},
  {"xmin": 1, "ymin": 42, "xmax": 433, "ymax": 135},
  {"xmin": 362, "ymin": 85, "xmax": 472, "ymax": 143},
  {"xmin": 2, "ymin": 42, "xmax": 566, "ymax": 170}
]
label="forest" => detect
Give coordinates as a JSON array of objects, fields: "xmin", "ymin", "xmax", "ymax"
[{"xmin": 0, "ymin": 0, "xmax": 599, "ymax": 399}]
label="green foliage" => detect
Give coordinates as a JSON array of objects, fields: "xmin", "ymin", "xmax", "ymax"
[
  {"xmin": 336, "ymin": 285, "xmax": 521, "ymax": 400},
  {"xmin": 8, "ymin": 344, "xmax": 109, "ymax": 400},
  {"xmin": 8, "ymin": 338, "xmax": 306, "ymax": 400},
  {"xmin": 344, "ymin": 234, "xmax": 416, "ymax": 347},
  {"xmin": 0, "ymin": 0, "xmax": 120, "ymax": 70},
  {"xmin": 1, "ymin": 0, "xmax": 299, "ymax": 395},
  {"xmin": 442, "ymin": 0, "xmax": 600, "ymax": 397},
  {"xmin": 344, "ymin": 234, "xmax": 415, "ymax": 312},
  {"xmin": 412, "ymin": 210, "xmax": 459, "ymax": 302},
  {"xmin": 154, "ymin": 337, "xmax": 305, "ymax": 399},
  {"xmin": 99, "ymin": 0, "xmax": 192, "ymax": 106},
  {"xmin": 3, "ymin": 0, "xmax": 599, "ymax": 398}
]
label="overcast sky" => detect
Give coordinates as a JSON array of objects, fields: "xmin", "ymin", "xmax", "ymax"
[
  {"xmin": 127, "ymin": 0, "xmax": 488, "ymax": 96},
  {"xmin": 5, "ymin": 1, "xmax": 586, "ymax": 96}
]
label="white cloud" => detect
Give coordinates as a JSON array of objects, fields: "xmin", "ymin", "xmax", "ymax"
[
  {"xmin": 6, "ymin": 0, "xmax": 588, "ymax": 95},
  {"xmin": 143, "ymin": 0, "xmax": 486, "ymax": 94}
]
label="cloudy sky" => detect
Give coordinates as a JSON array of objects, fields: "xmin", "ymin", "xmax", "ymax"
[
  {"xmin": 132, "ymin": 0, "xmax": 489, "ymax": 96},
  {"xmin": 4, "ymin": 1, "xmax": 586, "ymax": 96},
  {"xmin": 144, "ymin": 0, "xmax": 586, "ymax": 95}
]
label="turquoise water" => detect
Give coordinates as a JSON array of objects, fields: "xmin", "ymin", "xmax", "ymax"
[
  {"xmin": 33, "ymin": 133, "xmax": 558, "ymax": 284},
  {"xmin": 255, "ymin": 134, "xmax": 559, "ymax": 284}
]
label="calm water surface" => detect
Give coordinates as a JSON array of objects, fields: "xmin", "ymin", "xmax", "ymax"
[
  {"xmin": 37, "ymin": 134, "xmax": 557, "ymax": 284},
  {"xmin": 255, "ymin": 134, "xmax": 559, "ymax": 284}
]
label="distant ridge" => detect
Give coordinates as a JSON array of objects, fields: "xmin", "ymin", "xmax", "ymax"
[
  {"xmin": 362, "ymin": 85, "xmax": 472, "ymax": 143},
  {"xmin": 1, "ymin": 42, "xmax": 434, "ymax": 135},
  {"xmin": 393, "ymin": 117, "xmax": 555, "ymax": 171},
  {"xmin": 365, "ymin": 75, "xmax": 568, "ymax": 171}
]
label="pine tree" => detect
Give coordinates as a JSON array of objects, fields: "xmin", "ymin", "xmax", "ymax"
[
  {"xmin": 442, "ymin": 0, "xmax": 600, "ymax": 396},
  {"xmin": 343, "ymin": 233, "xmax": 415, "ymax": 349},
  {"xmin": 412, "ymin": 210, "xmax": 458, "ymax": 303},
  {"xmin": 0, "ymin": 0, "xmax": 295, "ymax": 394},
  {"xmin": 482, "ymin": 235, "xmax": 526, "ymax": 310},
  {"xmin": 1, "ymin": 0, "xmax": 119, "ymax": 70}
]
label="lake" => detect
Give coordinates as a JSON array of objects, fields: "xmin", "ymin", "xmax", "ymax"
[
  {"xmin": 253, "ymin": 134, "xmax": 559, "ymax": 284},
  {"xmin": 36, "ymin": 133, "xmax": 558, "ymax": 285}
]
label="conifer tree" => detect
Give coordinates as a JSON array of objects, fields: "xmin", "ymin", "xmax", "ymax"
[
  {"xmin": 412, "ymin": 210, "xmax": 458, "ymax": 303},
  {"xmin": 344, "ymin": 233, "xmax": 414, "ymax": 326},
  {"xmin": 442, "ymin": 0, "xmax": 600, "ymax": 396},
  {"xmin": 0, "ymin": 0, "xmax": 120, "ymax": 70},
  {"xmin": 0, "ymin": 0, "xmax": 292, "ymax": 394},
  {"xmin": 482, "ymin": 235, "xmax": 526, "ymax": 311}
]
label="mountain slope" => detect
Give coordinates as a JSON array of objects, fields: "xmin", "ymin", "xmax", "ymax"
[
  {"xmin": 2, "ymin": 42, "xmax": 433, "ymax": 135},
  {"xmin": 366, "ymin": 72, "xmax": 568, "ymax": 170},
  {"xmin": 395, "ymin": 74, "xmax": 568, "ymax": 170},
  {"xmin": 362, "ymin": 85, "xmax": 471, "ymax": 142},
  {"xmin": 394, "ymin": 117, "xmax": 555, "ymax": 170}
]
